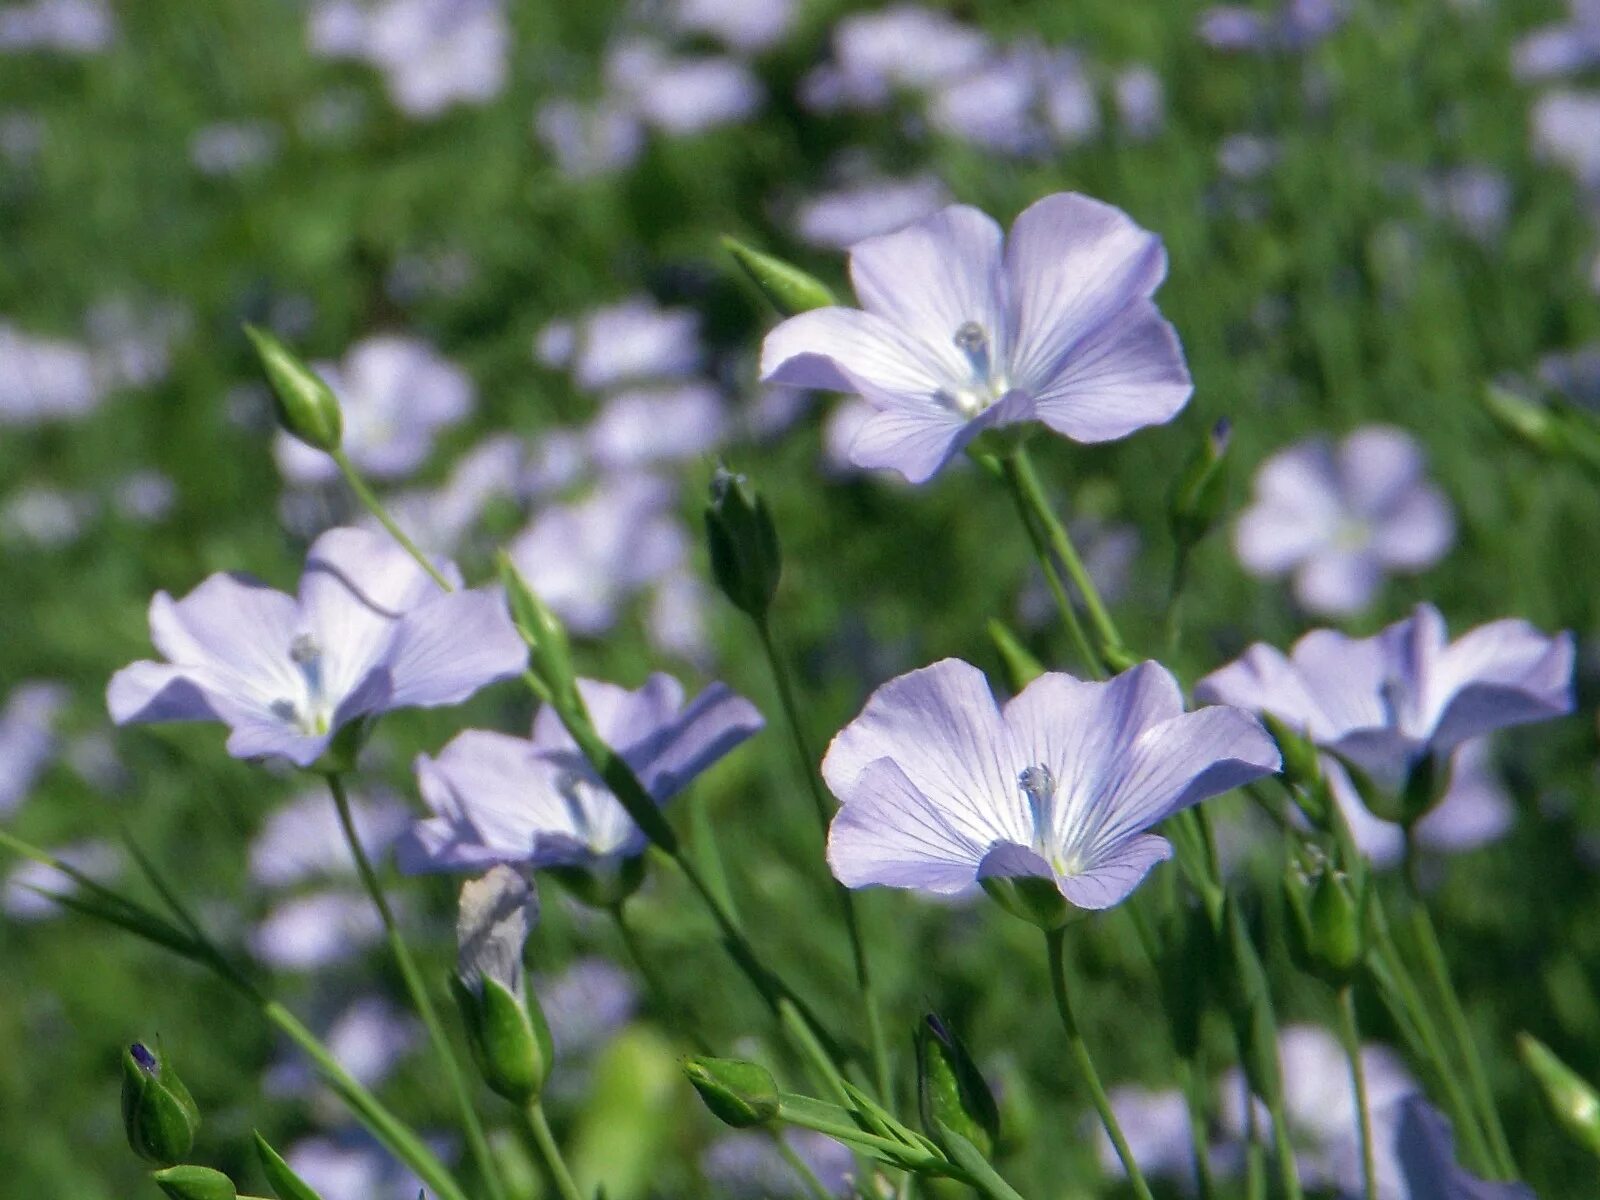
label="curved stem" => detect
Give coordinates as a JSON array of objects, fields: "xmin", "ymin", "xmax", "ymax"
[
  {"xmin": 332, "ymin": 449, "xmax": 452, "ymax": 590},
  {"xmin": 998, "ymin": 456, "xmax": 1101, "ymax": 677},
  {"xmin": 325, "ymin": 773, "xmax": 507, "ymax": 1200},
  {"xmin": 524, "ymin": 1100, "xmax": 585, "ymax": 1200},
  {"xmin": 755, "ymin": 616, "xmax": 891, "ymax": 1102},
  {"xmin": 1044, "ymin": 928, "xmax": 1155, "ymax": 1200},
  {"xmin": 1336, "ymin": 986, "xmax": 1377, "ymax": 1200}
]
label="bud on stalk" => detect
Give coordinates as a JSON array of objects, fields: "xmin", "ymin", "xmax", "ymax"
[
  {"xmin": 1169, "ymin": 417, "xmax": 1232, "ymax": 549},
  {"xmin": 122, "ymin": 1042, "xmax": 201, "ymax": 1166},
  {"xmin": 916, "ymin": 1014, "xmax": 1000, "ymax": 1157},
  {"xmin": 722, "ymin": 237, "xmax": 837, "ymax": 315},
  {"xmin": 152, "ymin": 1166, "xmax": 236, "ymax": 1200},
  {"xmin": 682, "ymin": 1056, "xmax": 781, "ymax": 1128},
  {"xmin": 1518, "ymin": 1034, "xmax": 1600, "ymax": 1158},
  {"xmin": 243, "ymin": 325, "xmax": 343, "ymax": 453},
  {"xmin": 705, "ymin": 468, "xmax": 781, "ymax": 621}
]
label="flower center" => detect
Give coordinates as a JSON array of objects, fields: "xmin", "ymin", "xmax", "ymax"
[
  {"xmin": 1332, "ymin": 515, "xmax": 1372, "ymax": 552},
  {"xmin": 940, "ymin": 321, "xmax": 1010, "ymax": 417},
  {"xmin": 269, "ymin": 633, "xmax": 332, "ymax": 735},
  {"xmin": 1017, "ymin": 764, "xmax": 1068, "ymax": 868}
]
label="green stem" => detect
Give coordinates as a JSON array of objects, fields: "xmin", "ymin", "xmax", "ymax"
[
  {"xmin": 1177, "ymin": 1054, "xmax": 1216, "ymax": 1200},
  {"xmin": 998, "ymin": 455, "xmax": 1102, "ymax": 677},
  {"xmin": 524, "ymin": 1100, "xmax": 585, "ymax": 1200},
  {"xmin": 332, "ymin": 449, "xmax": 453, "ymax": 590},
  {"xmin": 265, "ymin": 1002, "xmax": 469, "ymax": 1200},
  {"xmin": 1044, "ymin": 928, "xmax": 1155, "ymax": 1200},
  {"xmin": 1336, "ymin": 986, "xmax": 1376, "ymax": 1200},
  {"xmin": 1265, "ymin": 1088, "xmax": 1304, "ymax": 1200},
  {"xmin": 325, "ymin": 773, "xmax": 507, "ymax": 1200},
  {"xmin": 1010, "ymin": 447, "xmax": 1124, "ymax": 663},
  {"xmin": 611, "ymin": 902, "xmax": 709, "ymax": 1054},
  {"xmin": 1243, "ymin": 1090, "xmax": 1266, "ymax": 1200},
  {"xmin": 1164, "ymin": 546, "xmax": 1190, "ymax": 658},
  {"xmin": 754, "ymin": 616, "xmax": 892, "ymax": 1103},
  {"xmin": 1401, "ymin": 854, "xmax": 1518, "ymax": 1179}
]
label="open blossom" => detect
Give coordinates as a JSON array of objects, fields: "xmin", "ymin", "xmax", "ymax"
[
  {"xmin": 107, "ymin": 527, "xmax": 527, "ymax": 767},
  {"xmin": 1234, "ymin": 426, "xmax": 1454, "ymax": 616},
  {"xmin": 1513, "ymin": 0, "xmax": 1600, "ymax": 81},
  {"xmin": 1196, "ymin": 603, "xmax": 1574, "ymax": 803},
  {"xmin": 823, "ymin": 660, "xmax": 1279, "ymax": 905},
  {"xmin": 398, "ymin": 674, "xmax": 763, "ymax": 872},
  {"xmin": 275, "ymin": 335, "xmax": 474, "ymax": 486},
  {"xmin": 761, "ymin": 193, "xmax": 1192, "ymax": 483}
]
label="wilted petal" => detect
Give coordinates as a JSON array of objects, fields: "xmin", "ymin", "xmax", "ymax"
[
  {"xmin": 457, "ymin": 866, "xmax": 537, "ymax": 997},
  {"xmin": 827, "ymin": 757, "xmax": 987, "ymax": 893}
]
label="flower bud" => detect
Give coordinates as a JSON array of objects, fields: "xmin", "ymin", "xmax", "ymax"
[
  {"xmin": 453, "ymin": 868, "xmax": 552, "ymax": 1104},
  {"xmin": 1259, "ymin": 713, "xmax": 1323, "ymax": 800},
  {"xmin": 721, "ymin": 237, "xmax": 836, "ymax": 315},
  {"xmin": 152, "ymin": 1166, "xmax": 236, "ymax": 1200},
  {"xmin": 916, "ymin": 1014, "xmax": 1000, "ymax": 1158},
  {"xmin": 1169, "ymin": 418, "xmax": 1232, "ymax": 549},
  {"xmin": 705, "ymin": 468, "xmax": 781, "ymax": 621},
  {"xmin": 1283, "ymin": 857, "xmax": 1366, "ymax": 984},
  {"xmin": 497, "ymin": 552, "xmax": 579, "ymax": 714},
  {"xmin": 122, "ymin": 1042, "xmax": 201, "ymax": 1166},
  {"xmin": 683, "ymin": 1056, "xmax": 781, "ymax": 1128},
  {"xmin": 243, "ymin": 325, "xmax": 342, "ymax": 453},
  {"xmin": 254, "ymin": 1131, "xmax": 324, "ymax": 1200},
  {"xmin": 1483, "ymin": 384, "xmax": 1562, "ymax": 453},
  {"xmin": 1518, "ymin": 1034, "xmax": 1600, "ymax": 1158}
]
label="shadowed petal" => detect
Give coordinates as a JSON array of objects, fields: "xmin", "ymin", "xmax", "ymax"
[
  {"xmin": 1395, "ymin": 1096, "xmax": 1535, "ymax": 1200},
  {"xmin": 223, "ymin": 718, "xmax": 331, "ymax": 768},
  {"xmin": 626, "ymin": 680, "xmax": 765, "ymax": 799},
  {"xmin": 827, "ymin": 757, "xmax": 988, "ymax": 893},
  {"xmin": 147, "ymin": 578, "xmax": 303, "ymax": 707},
  {"xmin": 760, "ymin": 306, "xmax": 946, "ymax": 399},
  {"xmin": 846, "ymin": 387, "xmax": 1034, "ymax": 483},
  {"xmin": 1427, "ymin": 620, "xmax": 1574, "ymax": 750},
  {"xmin": 107, "ymin": 661, "xmax": 225, "ymax": 726},
  {"xmin": 1057, "ymin": 834, "xmax": 1172, "ymax": 910}
]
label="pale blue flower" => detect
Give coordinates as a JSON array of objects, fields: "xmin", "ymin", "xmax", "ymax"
[
  {"xmin": 1394, "ymin": 1098, "xmax": 1534, "ymax": 1199},
  {"xmin": 824, "ymin": 659, "xmax": 1279, "ymax": 905}
]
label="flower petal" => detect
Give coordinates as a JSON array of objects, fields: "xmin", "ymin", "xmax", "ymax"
[
  {"xmin": 823, "ymin": 658, "xmax": 1022, "ymax": 850},
  {"xmin": 827, "ymin": 757, "xmax": 987, "ymax": 893},
  {"xmin": 846, "ymin": 387, "xmax": 1034, "ymax": 483},
  {"xmin": 107, "ymin": 661, "xmax": 225, "ymax": 726},
  {"xmin": 1370, "ymin": 483, "xmax": 1454, "ymax": 570},
  {"xmin": 381, "ymin": 588, "xmax": 528, "ymax": 712},
  {"xmin": 147, "ymin": 578, "xmax": 303, "ymax": 707},
  {"xmin": 1028, "ymin": 301, "xmax": 1192, "ymax": 442},
  {"xmin": 1233, "ymin": 439, "xmax": 1341, "ymax": 576},
  {"xmin": 760, "ymin": 306, "xmax": 947, "ymax": 399},
  {"xmin": 1427, "ymin": 619, "xmax": 1574, "ymax": 750},
  {"xmin": 1335, "ymin": 425, "xmax": 1423, "ymax": 517},
  {"xmin": 1293, "ymin": 547, "xmax": 1384, "ymax": 616},
  {"xmin": 626, "ymin": 680, "xmax": 765, "ymax": 800},
  {"xmin": 1056, "ymin": 833, "xmax": 1172, "ymax": 910}
]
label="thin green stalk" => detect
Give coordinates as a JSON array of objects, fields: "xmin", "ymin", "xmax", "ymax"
[
  {"xmin": 754, "ymin": 616, "xmax": 891, "ymax": 1102},
  {"xmin": 524, "ymin": 1100, "xmax": 585, "ymax": 1200},
  {"xmin": 1165, "ymin": 546, "xmax": 1191, "ymax": 658},
  {"xmin": 611, "ymin": 902, "xmax": 709, "ymax": 1054},
  {"xmin": 1044, "ymin": 928, "xmax": 1156, "ymax": 1200},
  {"xmin": 332, "ymin": 449, "xmax": 452, "ymax": 590},
  {"xmin": 1177, "ymin": 1055, "xmax": 1217, "ymax": 1200},
  {"xmin": 1336, "ymin": 986, "xmax": 1377, "ymax": 1200},
  {"xmin": 998, "ymin": 455, "xmax": 1102, "ymax": 677},
  {"xmin": 325, "ymin": 773, "xmax": 508, "ymax": 1200},
  {"xmin": 780, "ymin": 998, "xmax": 854, "ymax": 1109},
  {"xmin": 266, "ymin": 1001, "xmax": 469, "ymax": 1200},
  {"xmin": 1243, "ymin": 1090, "xmax": 1267, "ymax": 1200},
  {"xmin": 1402, "ymin": 863, "xmax": 1518, "ymax": 1179},
  {"xmin": 1010, "ymin": 447, "xmax": 1124, "ymax": 662},
  {"xmin": 1265, "ymin": 1088, "xmax": 1304, "ymax": 1200}
]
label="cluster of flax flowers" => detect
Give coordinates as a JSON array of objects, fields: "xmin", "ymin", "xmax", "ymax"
[{"xmin": 100, "ymin": 191, "xmax": 1576, "ymax": 1199}]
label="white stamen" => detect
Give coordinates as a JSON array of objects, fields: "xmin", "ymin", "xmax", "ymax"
[{"xmin": 1018, "ymin": 764, "xmax": 1057, "ymax": 843}]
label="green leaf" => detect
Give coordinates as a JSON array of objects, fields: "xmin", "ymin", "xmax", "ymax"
[{"xmin": 254, "ymin": 1131, "xmax": 325, "ymax": 1200}]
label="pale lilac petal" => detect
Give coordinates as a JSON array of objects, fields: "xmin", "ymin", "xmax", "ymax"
[
  {"xmin": 1325, "ymin": 757, "xmax": 1407, "ymax": 867},
  {"xmin": 1414, "ymin": 740, "xmax": 1514, "ymax": 854},
  {"xmin": 1370, "ymin": 484, "xmax": 1454, "ymax": 570},
  {"xmin": 1004, "ymin": 193, "xmax": 1168, "ymax": 397},
  {"xmin": 147, "ymin": 578, "xmax": 303, "ymax": 702},
  {"xmin": 1335, "ymin": 425, "xmax": 1424, "ymax": 516},
  {"xmin": 847, "ymin": 204, "xmax": 1007, "ymax": 380},
  {"xmin": 1029, "ymin": 301, "xmax": 1191, "ymax": 442},
  {"xmin": 1395, "ymin": 1097, "xmax": 1536, "ymax": 1200},
  {"xmin": 107, "ymin": 661, "xmax": 225, "ymax": 725},
  {"xmin": 822, "ymin": 659, "xmax": 1021, "ymax": 849},
  {"xmin": 827, "ymin": 757, "xmax": 987, "ymax": 893},
  {"xmin": 1285, "ymin": 628, "xmax": 1393, "ymax": 736},
  {"xmin": 846, "ymin": 387, "xmax": 1034, "ymax": 483},
  {"xmin": 760, "ymin": 306, "xmax": 946, "ymax": 399},
  {"xmin": 1056, "ymin": 834, "xmax": 1171, "ymax": 910},
  {"xmin": 224, "ymin": 719, "xmax": 332, "ymax": 768},
  {"xmin": 381, "ymin": 589, "xmax": 527, "ymax": 711},
  {"xmin": 1427, "ymin": 621, "xmax": 1575, "ymax": 750},
  {"xmin": 1234, "ymin": 441, "xmax": 1342, "ymax": 575},
  {"xmin": 975, "ymin": 841, "xmax": 1055, "ymax": 883},
  {"xmin": 1293, "ymin": 547, "xmax": 1384, "ymax": 615},
  {"xmin": 627, "ymin": 681, "xmax": 765, "ymax": 799},
  {"xmin": 1195, "ymin": 643, "xmax": 1323, "ymax": 732}
]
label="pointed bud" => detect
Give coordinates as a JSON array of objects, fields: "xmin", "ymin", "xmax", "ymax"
[
  {"xmin": 497, "ymin": 552, "xmax": 579, "ymax": 713},
  {"xmin": 1519, "ymin": 1034, "xmax": 1600, "ymax": 1158},
  {"xmin": 1284, "ymin": 857, "xmax": 1366, "ymax": 984},
  {"xmin": 1483, "ymin": 384, "xmax": 1562, "ymax": 453},
  {"xmin": 916, "ymin": 1015, "xmax": 1000, "ymax": 1158},
  {"xmin": 683, "ymin": 1056, "xmax": 780, "ymax": 1128},
  {"xmin": 1169, "ymin": 417, "xmax": 1232, "ymax": 549},
  {"xmin": 254, "ymin": 1131, "xmax": 324, "ymax": 1200},
  {"xmin": 122, "ymin": 1042, "xmax": 201, "ymax": 1166},
  {"xmin": 987, "ymin": 620, "xmax": 1044, "ymax": 691},
  {"xmin": 722, "ymin": 237, "xmax": 836, "ymax": 315},
  {"xmin": 705, "ymin": 468, "xmax": 781, "ymax": 621},
  {"xmin": 453, "ymin": 868, "xmax": 552, "ymax": 1103},
  {"xmin": 152, "ymin": 1166, "xmax": 236, "ymax": 1200},
  {"xmin": 243, "ymin": 325, "xmax": 342, "ymax": 453},
  {"xmin": 1259, "ymin": 714, "xmax": 1323, "ymax": 801}
]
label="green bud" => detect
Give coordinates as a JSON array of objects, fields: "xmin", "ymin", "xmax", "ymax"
[
  {"xmin": 151, "ymin": 1166, "xmax": 236, "ymax": 1200},
  {"xmin": 244, "ymin": 325, "xmax": 342, "ymax": 453},
  {"xmin": 1483, "ymin": 384, "xmax": 1562, "ymax": 453},
  {"xmin": 1169, "ymin": 418, "xmax": 1232, "ymax": 548},
  {"xmin": 721, "ymin": 237, "xmax": 837, "ymax": 315},
  {"xmin": 1283, "ymin": 858, "xmax": 1366, "ymax": 984},
  {"xmin": 987, "ymin": 619, "xmax": 1044, "ymax": 691},
  {"xmin": 254, "ymin": 1131, "xmax": 325, "ymax": 1200},
  {"xmin": 916, "ymin": 1014, "xmax": 1000, "ymax": 1158},
  {"xmin": 452, "ymin": 973, "xmax": 554, "ymax": 1104},
  {"xmin": 1219, "ymin": 898, "xmax": 1284, "ymax": 1109},
  {"xmin": 979, "ymin": 874, "xmax": 1071, "ymax": 931},
  {"xmin": 1518, "ymin": 1034, "xmax": 1600, "ymax": 1158},
  {"xmin": 683, "ymin": 1056, "xmax": 780, "ymax": 1128},
  {"xmin": 1259, "ymin": 713, "xmax": 1323, "ymax": 799},
  {"xmin": 705, "ymin": 468, "xmax": 781, "ymax": 621},
  {"xmin": 497, "ymin": 552, "xmax": 579, "ymax": 712},
  {"xmin": 122, "ymin": 1042, "xmax": 201, "ymax": 1166}
]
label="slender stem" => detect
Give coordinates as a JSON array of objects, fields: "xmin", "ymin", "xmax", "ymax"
[
  {"xmin": 755, "ymin": 616, "xmax": 891, "ymax": 1102},
  {"xmin": 1164, "ymin": 546, "xmax": 1190, "ymax": 658},
  {"xmin": 1010, "ymin": 447, "xmax": 1124, "ymax": 662},
  {"xmin": 1401, "ymin": 853, "xmax": 1518, "ymax": 1179},
  {"xmin": 524, "ymin": 1100, "xmax": 585, "ymax": 1200},
  {"xmin": 1177, "ymin": 1054, "xmax": 1216, "ymax": 1200},
  {"xmin": 1265, "ymin": 1088, "xmax": 1304, "ymax": 1200},
  {"xmin": 266, "ymin": 1001, "xmax": 469, "ymax": 1200},
  {"xmin": 325, "ymin": 773, "xmax": 508, "ymax": 1200},
  {"xmin": 1336, "ymin": 986, "xmax": 1377, "ymax": 1200},
  {"xmin": 999, "ymin": 455, "xmax": 1102, "ymax": 677},
  {"xmin": 780, "ymin": 998, "xmax": 854, "ymax": 1109},
  {"xmin": 332, "ymin": 449, "xmax": 453, "ymax": 590},
  {"xmin": 1243, "ymin": 1091, "xmax": 1266, "ymax": 1200},
  {"xmin": 611, "ymin": 902, "xmax": 709, "ymax": 1053},
  {"xmin": 1044, "ymin": 928, "xmax": 1155, "ymax": 1200}
]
